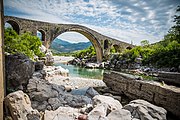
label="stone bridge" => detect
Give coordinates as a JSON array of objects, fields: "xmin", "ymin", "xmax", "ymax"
[{"xmin": 4, "ymin": 16, "xmax": 134, "ymax": 62}]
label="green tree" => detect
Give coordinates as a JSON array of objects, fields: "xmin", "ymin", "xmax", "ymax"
[
  {"xmin": 4, "ymin": 28, "xmax": 44, "ymax": 60},
  {"xmin": 110, "ymin": 45, "xmax": 116, "ymax": 53},
  {"xmin": 73, "ymin": 45, "xmax": 96, "ymax": 59},
  {"xmin": 141, "ymin": 40, "xmax": 149, "ymax": 47}
]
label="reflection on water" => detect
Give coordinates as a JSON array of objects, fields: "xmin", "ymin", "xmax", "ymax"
[{"xmin": 54, "ymin": 63, "xmax": 105, "ymax": 80}]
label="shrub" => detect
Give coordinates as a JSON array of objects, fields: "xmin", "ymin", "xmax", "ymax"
[{"xmin": 4, "ymin": 28, "xmax": 45, "ymax": 60}]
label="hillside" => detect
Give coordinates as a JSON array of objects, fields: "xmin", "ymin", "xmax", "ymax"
[{"xmin": 50, "ymin": 38, "xmax": 92, "ymax": 53}]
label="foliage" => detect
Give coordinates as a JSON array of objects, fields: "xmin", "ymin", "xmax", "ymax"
[
  {"xmin": 4, "ymin": 28, "xmax": 45, "ymax": 60},
  {"xmin": 52, "ymin": 51, "xmax": 75, "ymax": 56},
  {"xmin": 117, "ymin": 6, "xmax": 180, "ymax": 68},
  {"xmin": 144, "ymin": 40, "xmax": 180, "ymax": 67},
  {"xmin": 73, "ymin": 46, "xmax": 96, "ymax": 59},
  {"xmin": 110, "ymin": 45, "xmax": 117, "ymax": 53},
  {"xmin": 141, "ymin": 40, "xmax": 149, "ymax": 47}
]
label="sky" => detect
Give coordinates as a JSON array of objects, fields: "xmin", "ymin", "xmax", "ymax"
[{"xmin": 4, "ymin": 0, "xmax": 180, "ymax": 45}]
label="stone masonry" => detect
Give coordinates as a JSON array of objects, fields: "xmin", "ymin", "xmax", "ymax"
[
  {"xmin": 158, "ymin": 71, "xmax": 180, "ymax": 86},
  {"xmin": 4, "ymin": 16, "xmax": 134, "ymax": 62},
  {"xmin": 103, "ymin": 71, "xmax": 180, "ymax": 118}
]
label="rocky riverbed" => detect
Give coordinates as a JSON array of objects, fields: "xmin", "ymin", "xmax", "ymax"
[
  {"xmin": 4, "ymin": 54, "xmax": 172, "ymax": 120},
  {"xmin": 47, "ymin": 56, "xmax": 106, "ymax": 90}
]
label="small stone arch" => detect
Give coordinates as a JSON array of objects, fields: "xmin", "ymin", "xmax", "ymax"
[
  {"xmin": 51, "ymin": 27, "xmax": 103, "ymax": 62},
  {"xmin": 111, "ymin": 44, "xmax": 119, "ymax": 53},
  {"xmin": 5, "ymin": 20, "xmax": 20, "ymax": 34},
  {"xmin": 37, "ymin": 29, "xmax": 46, "ymax": 42},
  {"xmin": 104, "ymin": 39, "xmax": 109, "ymax": 49},
  {"xmin": 126, "ymin": 46, "xmax": 132, "ymax": 50}
]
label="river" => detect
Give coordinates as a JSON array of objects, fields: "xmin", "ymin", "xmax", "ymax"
[{"xmin": 54, "ymin": 62, "xmax": 105, "ymax": 80}]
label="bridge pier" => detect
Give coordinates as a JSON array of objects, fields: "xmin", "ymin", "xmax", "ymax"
[{"xmin": 0, "ymin": 0, "xmax": 5, "ymax": 119}]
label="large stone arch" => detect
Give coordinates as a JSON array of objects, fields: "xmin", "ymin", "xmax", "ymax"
[
  {"xmin": 51, "ymin": 27, "xmax": 103, "ymax": 63},
  {"xmin": 4, "ymin": 16, "xmax": 134, "ymax": 63},
  {"xmin": 5, "ymin": 20, "xmax": 20, "ymax": 34}
]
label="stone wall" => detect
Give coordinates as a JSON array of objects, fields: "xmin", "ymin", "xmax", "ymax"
[
  {"xmin": 158, "ymin": 71, "xmax": 180, "ymax": 86},
  {"xmin": 103, "ymin": 71, "xmax": 180, "ymax": 118}
]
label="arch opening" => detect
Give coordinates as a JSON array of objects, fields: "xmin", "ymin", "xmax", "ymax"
[
  {"xmin": 51, "ymin": 30, "xmax": 103, "ymax": 63},
  {"xmin": 37, "ymin": 30, "xmax": 45, "ymax": 41},
  {"xmin": 126, "ymin": 46, "xmax": 132, "ymax": 50},
  {"xmin": 5, "ymin": 20, "xmax": 20, "ymax": 34},
  {"xmin": 110, "ymin": 44, "xmax": 119, "ymax": 53},
  {"xmin": 104, "ymin": 40, "xmax": 109, "ymax": 49}
]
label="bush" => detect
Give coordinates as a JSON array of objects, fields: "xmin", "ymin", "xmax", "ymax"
[
  {"xmin": 4, "ymin": 28, "xmax": 45, "ymax": 60},
  {"xmin": 118, "ymin": 6, "xmax": 180, "ymax": 68},
  {"xmin": 73, "ymin": 46, "xmax": 96, "ymax": 59}
]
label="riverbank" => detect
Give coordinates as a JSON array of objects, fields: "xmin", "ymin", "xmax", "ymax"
[
  {"xmin": 53, "ymin": 55, "xmax": 74, "ymax": 64},
  {"xmin": 48, "ymin": 55, "xmax": 106, "ymax": 89},
  {"xmin": 47, "ymin": 75, "xmax": 106, "ymax": 89},
  {"xmin": 4, "ymin": 54, "xmax": 172, "ymax": 120}
]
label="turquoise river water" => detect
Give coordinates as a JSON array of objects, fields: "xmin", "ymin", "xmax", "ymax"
[{"xmin": 54, "ymin": 63, "xmax": 105, "ymax": 80}]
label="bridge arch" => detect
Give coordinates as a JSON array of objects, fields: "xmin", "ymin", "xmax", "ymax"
[
  {"xmin": 5, "ymin": 20, "xmax": 20, "ymax": 34},
  {"xmin": 111, "ymin": 44, "xmax": 119, "ymax": 53},
  {"xmin": 104, "ymin": 39, "xmax": 109, "ymax": 49},
  {"xmin": 126, "ymin": 46, "xmax": 132, "ymax": 50},
  {"xmin": 37, "ymin": 29, "xmax": 46, "ymax": 42},
  {"xmin": 51, "ymin": 27, "xmax": 103, "ymax": 62}
]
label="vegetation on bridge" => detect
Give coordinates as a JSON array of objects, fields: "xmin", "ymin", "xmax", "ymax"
[{"xmin": 4, "ymin": 28, "xmax": 44, "ymax": 60}]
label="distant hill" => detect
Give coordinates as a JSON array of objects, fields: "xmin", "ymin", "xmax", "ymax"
[{"xmin": 50, "ymin": 38, "xmax": 92, "ymax": 53}]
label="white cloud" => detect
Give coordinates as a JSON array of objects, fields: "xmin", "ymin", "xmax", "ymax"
[
  {"xmin": 85, "ymin": 24, "xmax": 160, "ymax": 45},
  {"xmin": 57, "ymin": 32, "xmax": 89, "ymax": 43},
  {"xmin": 4, "ymin": 0, "xmax": 180, "ymax": 45}
]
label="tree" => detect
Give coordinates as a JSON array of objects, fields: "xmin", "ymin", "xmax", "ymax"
[
  {"xmin": 4, "ymin": 28, "xmax": 44, "ymax": 60},
  {"xmin": 140, "ymin": 40, "xmax": 149, "ymax": 47}
]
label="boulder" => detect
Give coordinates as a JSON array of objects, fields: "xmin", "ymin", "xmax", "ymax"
[
  {"xmin": 63, "ymin": 94, "xmax": 92, "ymax": 108},
  {"xmin": 32, "ymin": 70, "xmax": 46, "ymax": 79},
  {"xmin": 45, "ymin": 50, "xmax": 54, "ymax": 66},
  {"xmin": 64, "ymin": 85, "xmax": 73, "ymax": 92},
  {"xmin": 107, "ymin": 109, "xmax": 131, "ymax": 120},
  {"xmin": 78, "ymin": 115, "xmax": 88, "ymax": 120},
  {"xmin": 178, "ymin": 65, "xmax": 180, "ymax": 72},
  {"xmin": 44, "ymin": 66, "xmax": 69, "ymax": 77},
  {"xmin": 93, "ymin": 95, "xmax": 122, "ymax": 112},
  {"xmin": 31, "ymin": 101, "xmax": 49, "ymax": 112},
  {"xmin": 27, "ymin": 78, "xmax": 59, "ymax": 102},
  {"xmin": 80, "ymin": 104, "xmax": 93, "ymax": 114},
  {"xmin": 48, "ymin": 98, "xmax": 62, "ymax": 110},
  {"xmin": 85, "ymin": 63, "xmax": 100, "ymax": 68},
  {"xmin": 4, "ymin": 90, "xmax": 40, "ymax": 120},
  {"xmin": 35, "ymin": 61, "xmax": 44, "ymax": 71},
  {"xmin": 44, "ymin": 107, "xmax": 81, "ymax": 120},
  {"xmin": 124, "ymin": 99, "xmax": 167, "ymax": 120},
  {"xmin": 85, "ymin": 87, "xmax": 100, "ymax": 98},
  {"xmin": 27, "ymin": 77, "xmax": 92, "ymax": 111},
  {"xmin": 5, "ymin": 53, "xmax": 35, "ymax": 91},
  {"xmin": 88, "ymin": 103, "xmax": 109, "ymax": 120},
  {"xmin": 39, "ymin": 45, "xmax": 47, "ymax": 53}
]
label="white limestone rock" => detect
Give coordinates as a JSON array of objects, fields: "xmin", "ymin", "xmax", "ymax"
[
  {"xmin": 124, "ymin": 99, "xmax": 167, "ymax": 120},
  {"xmin": 88, "ymin": 103, "xmax": 109, "ymax": 120},
  {"xmin": 44, "ymin": 106, "xmax": 81, "ymax": 120},
  {"xmin": 107, "ymin": 109, "xmax": 131, "ymax": 120},
  {"xmin": 93, "ymin": 95, "xmax": 122, "ymax": 111},
  {"xmin": 4, "ymin": 90, "xmax": 40, "ymax": 120}
]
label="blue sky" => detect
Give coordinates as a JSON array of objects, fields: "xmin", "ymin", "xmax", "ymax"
[{"xmin": 4, "ymin": 0, "xmax": 180, "ymax": 45}]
